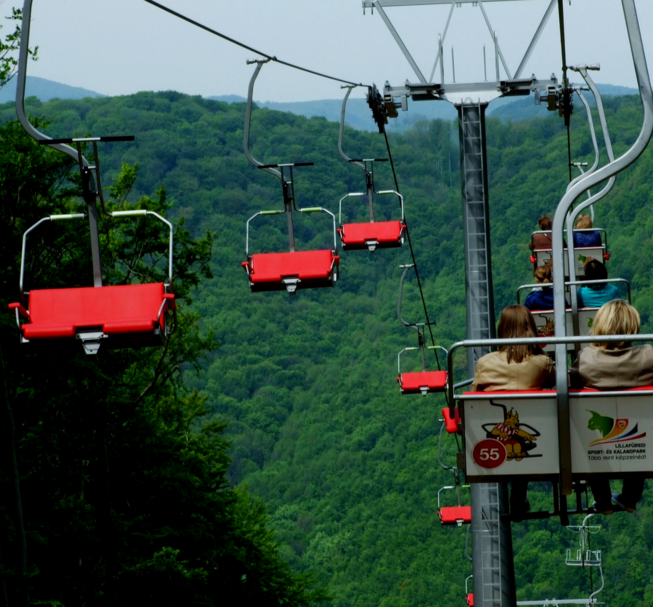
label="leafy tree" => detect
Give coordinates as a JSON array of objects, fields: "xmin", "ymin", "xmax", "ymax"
[
  {"xmin": 0, "ymin": 114, "xmax": 327, "ymax": 606},
  {"xmin": 0, "ymin": 8, "xmax": 37, "ymax": 89}
]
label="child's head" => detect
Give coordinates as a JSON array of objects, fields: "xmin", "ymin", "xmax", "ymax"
[
  {"xmin": 533, "ymin": 264, "xmax": 552, "ymax": 284},
  {"xmin": 575, "ymin": 214, "xmax": 593, "ymax": 230},
  {"xmin": 538, "ymin": 215, "xmax": 552, "ymax": 231}
]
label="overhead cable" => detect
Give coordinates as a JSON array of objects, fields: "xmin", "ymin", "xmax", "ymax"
[
  {"xmin": 143, "ymin": 0, "xmax": 368, "ymax": 88},
  {"xmin": 557, "ymin": 0, "xmax": 573, "ymax": 182},
  {"xmin": 383, "ymin": 129, "xmax": 442, "ymax": 372}
]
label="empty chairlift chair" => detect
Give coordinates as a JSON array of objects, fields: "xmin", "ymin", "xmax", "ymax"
[
  {"xmin": 395, "ymin": 264, "xmax": 447, "ymax": 395},
  {"xmin": 336, "ymin": 87, "xmax": 405, "ymax": 252},
  {"xmin": 9, "ymin": 8, "xmax": 175, "ymax": 356},
  {"xmin": 438, "ymin": 485, "xmax": 472, "ymax": 526},
  {"xmin": 9, "ymin": 208, "xmax": 176, "ymax": 356},
  {"xmin": 7, "ymin": 82, "xmax": 176, "ymax": 356},
  {"xmin": 241, "ymin": 60, "xmax": 339, "ymax": 294}
]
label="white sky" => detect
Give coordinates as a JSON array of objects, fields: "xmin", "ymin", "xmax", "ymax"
[{"xmin": 1, "ymin": 0, "xmax": 653, "ymax": 102}]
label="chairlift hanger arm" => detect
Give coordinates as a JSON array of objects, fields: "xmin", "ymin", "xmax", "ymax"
[
  {"xmin": 16, "ymin": 0, "xmax": 86, "ymax": 167},
  {"xmin": 551, "ymin": 0, "xmax": 653, "ymax": 496},
  {"xmin": 565, "ymin": 67, "xmax": 617, "ymax": 336},
  {"xmin": 243, "ymin": 59, "xmax": 284, "ymax": 183},
  {"xmin": 338, "ymin": 86, "xmax": 365, "ymax": 171}
]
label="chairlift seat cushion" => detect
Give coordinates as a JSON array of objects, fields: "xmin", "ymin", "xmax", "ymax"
[
  {"xmin": 467, "ymin": 593, "xmax": 474, "ymax": 607},
  {"xmin": 340, "ymin": 221, "xmax": 404, "ymax": 246},
  {"xmin": 245, "ymin": 250, "xmax": 338, "ymax": 283},
  {"xmin": 398, "ymin": 371, "xmax": 448, "ymax": 393},
  {"xmin": 439, "ymin": 505, "xmax": 472, "ymax": 525},
  {"xmin": 17, "ymin": 283, "xmax": 170, "ymax": 340}
]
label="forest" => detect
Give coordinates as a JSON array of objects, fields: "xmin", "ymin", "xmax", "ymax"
[{"xmin": 2, "ymin": 73, "xmax": 653, "ymax": 606}]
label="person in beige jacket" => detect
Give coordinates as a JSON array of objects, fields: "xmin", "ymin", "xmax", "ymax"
[
  {"xmin": 471, "ymin": 306, "xmax": 555, "ymax": 393},
  {"xmin": 471, "ymin": 305, "xmax": 556, "ymax": 520},
  {"xmin": 570, "ymin": 300, "xmax": 652, "ymax": 514}
]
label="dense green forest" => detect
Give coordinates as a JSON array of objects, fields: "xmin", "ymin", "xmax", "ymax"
[{"xmin": 3, "ymin": 83, "xmax": 653, "ymax": 607}]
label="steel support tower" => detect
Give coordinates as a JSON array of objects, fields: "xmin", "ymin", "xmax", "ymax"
[
  {"xmin": 458, "ymin": 101, "xmax": 515, "ymax": 607},
  {"xmin": 363, "ymin": 1, "xmax": 562, "ymax": 606}
]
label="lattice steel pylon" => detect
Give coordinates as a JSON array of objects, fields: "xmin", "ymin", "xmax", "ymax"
[{"xmin": 363, "ymin": 2, "xmax": 566, "ymax": 606}]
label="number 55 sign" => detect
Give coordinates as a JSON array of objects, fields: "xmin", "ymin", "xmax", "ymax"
[{"xmin": 472, "ymin": 439, "xmax": 507, "ymax": 469}]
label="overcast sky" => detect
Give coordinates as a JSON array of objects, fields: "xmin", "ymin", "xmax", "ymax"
[{"xmin": 1, "ymin": 0, "xmax": 653, "ymax": 103}]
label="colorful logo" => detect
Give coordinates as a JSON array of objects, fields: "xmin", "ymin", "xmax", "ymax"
[{"xmin": 587, "ymin": 410, "xmax": 646, "ymax": 446}]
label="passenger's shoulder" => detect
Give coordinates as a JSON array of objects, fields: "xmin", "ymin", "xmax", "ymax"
[{"xmin": 532, "ymin": 354, "xmax": 555, "ymax": 369}]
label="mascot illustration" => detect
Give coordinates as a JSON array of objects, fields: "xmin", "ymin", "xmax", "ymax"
[{"xmin": 490, "ymin": 408, "xmax": 537, "ymax": 461}]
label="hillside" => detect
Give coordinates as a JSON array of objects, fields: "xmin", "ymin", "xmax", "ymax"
[
  {"xmin": 2, "ymin": 91, "xmax": 653, "ymax": 606},
  {"xmin": 0, "ymin": 75, "xmax": 104, "ymax": 103}
]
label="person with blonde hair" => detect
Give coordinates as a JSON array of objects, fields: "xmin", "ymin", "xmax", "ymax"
[
  {"xmin": 570, "ymin": 300, "xmax": 653, "ymax": 513},
  {"xmin": 472, "ymin": 305, "xmax": 556, "ymax": 520},
  {"xmin": 573, "ymin": 214, "xmax": 602, "ymax": 247}
]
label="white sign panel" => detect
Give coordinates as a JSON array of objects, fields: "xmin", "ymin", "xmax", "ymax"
[
  {"xmin": 571, "ymin": 395, "xmax": 651, "ymax": 473},
  {"xmin": 464, "ymin": 397, "xmax": 559, "ymax": 478},
  {"xmin": 463, "ymin": 393, "xmax": 653, "ymax": 479}
]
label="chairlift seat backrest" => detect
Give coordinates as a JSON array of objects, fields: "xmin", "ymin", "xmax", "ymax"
[
  {"xmin": 442, "ymin": 407, "xmax": 462, "ymax": 434},
  {"xmin": 531, "ymin": 307, "xmax": 598, "ymax": 353},
  {"xmin": 11, "ymin": 283, "xmax": 173, "ymax": 340},
  {"xmin": 398, "ymin": 370, "xmax": 447, "ymax": 394},
  {"xmin": 466, "ymin": 593, "xmax": 474, "ymax": 607},
  {"xmin": 439, "ymin": 505, "xmax": 472, "ymax": 526},
  {"xmin": 532, "ymin": 246, "xmax": 607, "ymax": 277},
  {"xmin": 242, "ymin": 250, "xmax": 339, "ymax": 293},
  {"xmin": 339, "ymin": 220, "xmax": 405, "ymax": 250}
]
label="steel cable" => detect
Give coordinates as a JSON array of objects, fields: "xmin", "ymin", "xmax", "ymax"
[
  {"xmin": 383, "ymin": 130, "xmax": 442, "ymax": 372},
  {"xmin": 143, "ymin": 0, "xmax": 368, "ymax": 88}
]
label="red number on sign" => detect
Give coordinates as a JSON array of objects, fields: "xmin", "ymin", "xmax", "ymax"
[{"xmin": 472, "ymin": 439, "xmax": 506, "ymax": 469}]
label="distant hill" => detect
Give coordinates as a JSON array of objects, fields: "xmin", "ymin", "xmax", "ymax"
[
  {"xmin": 209, "ymin": 95, "xmax": 457, "ymax": 131},
  {"xmin": 212, "ymin": 83, "xmax": 639, "ymax": 129},
  {"xmin": 0, "ymin": 76, "xmax": 104, "ymax": 104}
]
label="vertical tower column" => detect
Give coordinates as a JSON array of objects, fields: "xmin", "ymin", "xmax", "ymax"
[{"xmin": 457, "ymin": 102, "xmax": 516, "ymax": 607}]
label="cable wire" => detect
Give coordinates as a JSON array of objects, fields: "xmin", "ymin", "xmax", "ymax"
[
  {"xmin": 557, "ymin": 0, "xmax": 573, "ymax": 183},
  {"xmin": 143, "ymin": 0, "xmax": 368, "ymax": 88},
  {"xmin": 383, "ymin": 130, "xmax": 441, "ymax": 371}
]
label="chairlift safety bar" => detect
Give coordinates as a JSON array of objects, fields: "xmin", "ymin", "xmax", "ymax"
[
  {"xmin": 516, "ymin": 278, "xmax": 631, "ymax": 304},
  {"xmin": 18, "ymin": 211, "xmax": 175, "ymax": 301},
  {"xmin": 398, "ymin": 345, "xmax": 448, "ymax": 374},
  {"xmin": 39, "ymin": 136, "xmax": 135, "ymax": 145},
  {"xmin": 338, "ymin": 190, "xmax": 404, "ymax": 224}
]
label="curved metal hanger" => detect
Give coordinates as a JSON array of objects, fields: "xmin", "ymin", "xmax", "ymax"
[{"xmin": 550, "ymin": 0, "xmax": 653, "ymax": 497}]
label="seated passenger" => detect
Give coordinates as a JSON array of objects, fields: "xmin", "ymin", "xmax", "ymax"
[
  {"xmin": 472, "ymin": 305, "xmax": 556, "ymax": 521},
  {"xmin": 524, "ymin": 265, "xmax": 569, "ymax": 311},
  {"xmin": 530, "ymin": 215, "xmax": 553, "ymax": 251},
  {"xmin": 573, "ymin": 214, "xmax": 602, "ymax": 247},
  {"xmin": 577, "ymin": 259, "xmax": 620, "ymax": 308},
  {"xmin": 570, "ymin": 300, "xmax": 652, "ymax": 514}
]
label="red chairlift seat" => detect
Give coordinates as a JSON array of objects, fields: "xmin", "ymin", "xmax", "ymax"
[
  {"xmin": 466, "ymin": 593, "xmax": 474, "ymax": 607},
  {"xmin": 242, "ymin": 249, "xmax": 339, "ymax": 294},
  {"xmin": 338, "ymin": 220, "xmax": 405, "ymax": 252},
  {"xmin": 442, "ymin": 406, "xmax": 462, "ymax": 434},
  {"xmin": 439, "ymin": 505, "xmax": 472, "ymax": 526},
  {"xmin": 9, "ymin": 283, "xmax": 175, "ymax": 353},
  {"xmin": 398, "ymin": 370, "xmax": 448, "ymax": 395}
]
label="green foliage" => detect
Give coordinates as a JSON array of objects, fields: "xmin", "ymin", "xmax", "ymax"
[
  {"xmin": 0, "ymin": 8, "xmax": 37, "ymax": 89},
  {"xmin": 0, "ymin": 118, "xmax": 326, "ymax": 606},
  {"xmin": 3, "ymin": 88, "xmax": 653, "ymax": 606}
]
